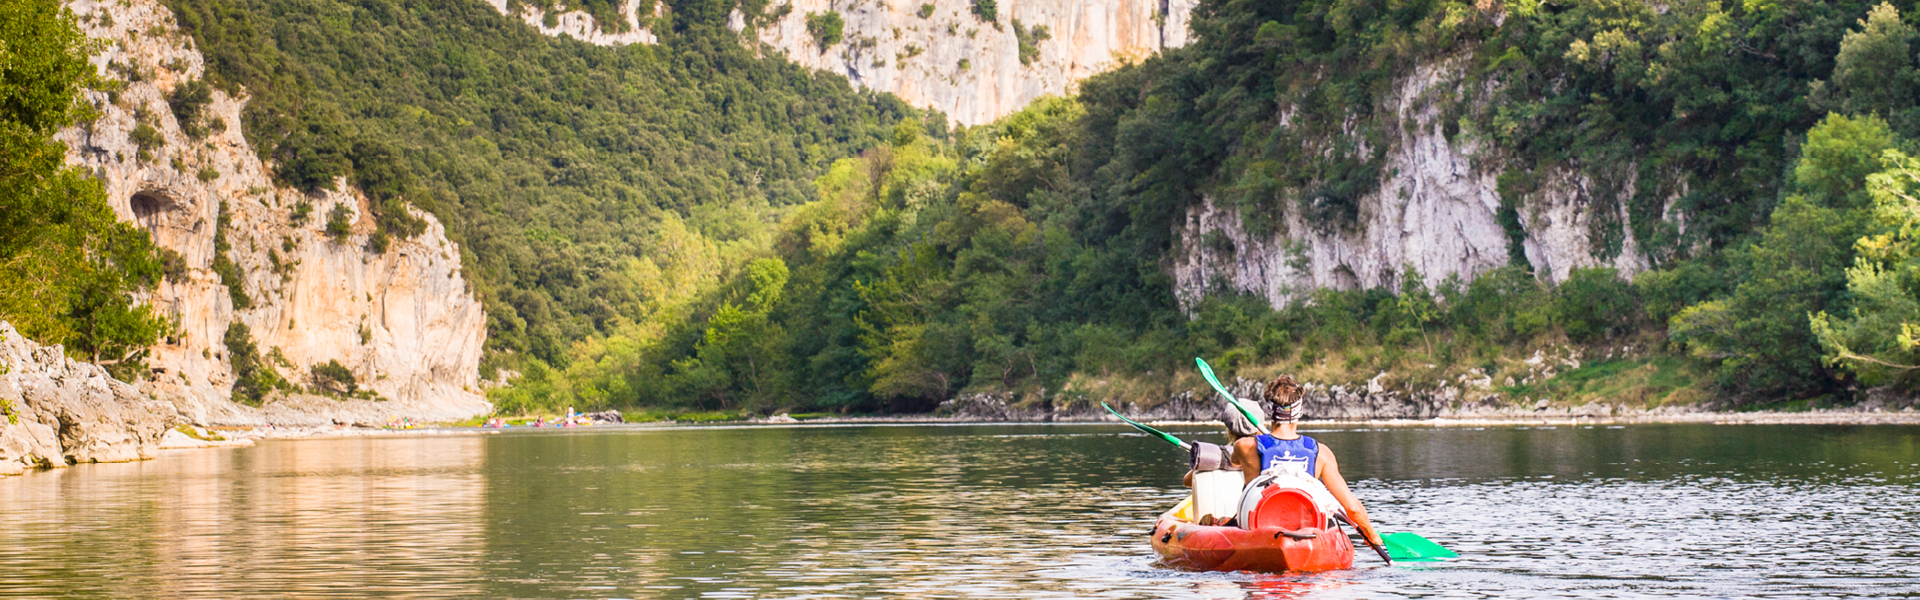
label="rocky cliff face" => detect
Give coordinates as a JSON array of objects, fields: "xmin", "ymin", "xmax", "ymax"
[
  {"xmin": 739, "ymin": 0, "xmax": 1194, "ymax": 125},
  {"xmin": 487, "ymin": 0, "xmax": 1192, "ymax": 126},
  {"xmin": 56, "ymin": 0, "xmax": 491, "ymax": 424},
  {"xmin": 1172, "ymin": 58, "xmax": 1655, "ymax": 309},
  {"xmin": 0, "ymin": 323, "xmax": 178, "ymax": 476}
]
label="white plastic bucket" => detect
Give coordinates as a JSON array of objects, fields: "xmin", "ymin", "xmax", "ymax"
[{"xmin": 1192, "ymin": 469, "xmax": 1243, "ymax": 523}]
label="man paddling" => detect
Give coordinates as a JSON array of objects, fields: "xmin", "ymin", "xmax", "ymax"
[{"xmin": 1230, "ymin": 376, "xmax": 1387, "ymax": 549}]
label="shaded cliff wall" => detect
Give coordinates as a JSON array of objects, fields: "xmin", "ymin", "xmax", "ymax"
[{"xmin": 56, "ymin": 0, "xmax": 490, "ymax": 423}]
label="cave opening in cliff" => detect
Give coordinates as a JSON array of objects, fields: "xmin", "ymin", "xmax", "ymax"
[{"xmin": 130, "ymin": 191, "xmax": 175, "ymax": 232}]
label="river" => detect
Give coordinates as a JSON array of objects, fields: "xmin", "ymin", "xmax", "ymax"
[{"xmin": 2, "ymin": 422, "xmax": 1917, "ymax": 598}]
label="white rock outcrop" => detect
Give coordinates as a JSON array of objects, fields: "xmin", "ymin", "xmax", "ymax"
[
  {"xmin": 1172, "ymin": 58, "xmax": 1654, "ymax": 309},
  {"xmin": 56, "ymin": 0, "xmax": 491, "ymax": 424},
  {"xmin": 0, "ymin": 323, "xmax": 178, "ymax": 476},
  {"xmin": 743, "ymin": 0, "xmax": 1194, "ymax": 125},
  {"xmin": 486, "ymin": 0, "xmax": 1192, "ymax": 126}
]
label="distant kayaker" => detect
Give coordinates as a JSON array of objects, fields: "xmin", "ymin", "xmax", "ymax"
[{"xmin": 1229, "ymin": 376, "xmax": 1386, "ymax": 548}]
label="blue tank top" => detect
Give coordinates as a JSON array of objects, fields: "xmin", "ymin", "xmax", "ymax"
[{"xmin": 1255, "ymin": 434, "xmax": 1319, "ymax": 477}]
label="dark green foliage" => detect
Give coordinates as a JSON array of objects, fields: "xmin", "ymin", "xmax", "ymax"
[
  {"xmin": 916, "ymin": 3, "xmax": 933, "ymax": 18},
  {"xmin": 323, "ymin": 203, "xmax": 352, "ymax": 242},
  {"xmin": 309, "ymin": 359, "xmax": 357, "ymax": 396},
  {"xmin": 0, "ymin": 0, "xmax": 169, "ymax": 380},
  {"xmin": 223, "ymin": 322, "xmax": 286, "ymax": 406},
  {"xmin": 969, "ymin": 0, "xmax": 994, "ymax": 22},
  {"xmin": 212, "ymin": 201, "xmax": 250, "ymax": 309},
  {"xmin": 806, "ymin": 11, "xmax": 843, "ymax": 47},
  {"xmin": 1012, "ymin": 19, "xmax": 1048, "ymax": 66},
  {"xmin": 1667, "ymin": 113, "xmax": 1895, "ymax": 399},
  {"xmin": 166, "ymin": 0, "xmax": 909, "ymax": 373},
  {"xmin": 168, "ymin": 78, "xmax": 213, "ymax": 138},
  {"xmin": 288, "ymin": 200, "xmax": 312, "ymax": 226},
  {"xmin": 1556, "ymin": 268, "xmax": 1639, "ymax": 343},
  {"xmin": 129, "ymin": 121, "xmax": 161, "ymax": 162}
]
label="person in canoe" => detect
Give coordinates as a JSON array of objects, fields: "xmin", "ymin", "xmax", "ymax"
[{"xmin": 1229, "ymin": 376, "xmax": 1387, "ymax": 549}]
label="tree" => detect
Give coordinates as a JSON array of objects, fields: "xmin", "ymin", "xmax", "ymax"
[
  {"xmin": 1813, "ymin": 149, "xmax": 1920, "ymax": 386},
  {"xmin": 0, "ymin": 0, "xmax": 168, "ymax": 379},
  {"xmin": 1669, "ymin": 114, "xmax": 1893, "ymax": 398},
  {"xmin": 1821, "ymin": 3, "xmax": 1918, "ymax": 121}
]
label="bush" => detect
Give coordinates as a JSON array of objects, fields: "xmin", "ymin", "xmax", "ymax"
[
  {"xmin": 916, "ymin": 4, "xmax": 933, "ymax": 18},
  {"xmin": 168, "ymin": 78, "xmax": 213, "ymax": 138},
  {"xmin": 309, "ymin": 359, "xmax": 357, "ymax": 396},
  {"xmin": 324, "ymin": 203, "xmax": 353, "ymax": 242},
  {"xmin": 1012, "ymin": 19, "xmax": 1048, "ymax": 66},
  {"xmin": 969, "ymin": 0, "xmax": 994, "ymax": 22},
  {"xmin": 130, "ymin": 122, "xmax": 163, "ymax": 162},
  {"xmin": 211, "ymin": 201, "xmax": 249, "ymax": 309},
  {"xmin": 1556, "ymin": 267, "xmax": 1639, "ymax": 342},
  {"xmin": 806, "ymin": 11, "xmax": 843, "ymax": 47},
  {"xmin": 224, "ymin": 323, "xmax": 286, "ymax": 406}
]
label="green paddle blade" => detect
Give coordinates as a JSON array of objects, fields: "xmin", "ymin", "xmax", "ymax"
[
  {"xmin": 1195, "ymin": 357, "xmax": 1266, "ymax": 430},
  {"xmin": 1100, "ymin": 402, "xmax": 1191, "ymax": 450},
  {"xmin": 1382, "ymin": 532, "xmax": 1457, "ymax": 561}
]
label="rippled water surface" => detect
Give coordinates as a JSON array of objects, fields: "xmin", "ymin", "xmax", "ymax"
[{"xmin": 3, "ymin": 423, "xmax": 1919, "ymax": 598}]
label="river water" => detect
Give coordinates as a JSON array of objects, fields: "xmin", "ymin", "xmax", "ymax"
[{"xmin": 2, "ymin": 423, "xmax": 1918, "ymax": 598}]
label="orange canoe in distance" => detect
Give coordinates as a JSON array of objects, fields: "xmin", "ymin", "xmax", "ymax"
[{"xmin": 1150, "ymin": 485, "xmax": 1355, "ymax": 573}]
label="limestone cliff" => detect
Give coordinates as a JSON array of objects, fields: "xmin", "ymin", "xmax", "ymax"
[
  {"xmin": 56, "ymin": 0, "xmax": 491, "ymax": 424},
  {"xmin": 0, "ymin": 323, "xmax": 177, "ymax": 476},
  {"xmin": 487, "ymin": 0, "xmax": 1193, "ymax": 125},
  {"xmin": 739, "ymin": 0, "xmax": 1194, "ymax": 125},
  {"xmin": 1171, "ymin": 58, "xmax": 1655, "ymax": 310}
]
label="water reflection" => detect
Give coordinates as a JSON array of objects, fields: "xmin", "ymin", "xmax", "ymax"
[
  {"xmin": 0, "ymin": 436, "xmax": 488, "ymax": 597},
  {"xmin": 1, "ymin": 424, "xmax": 1918, "ymax": 598}
]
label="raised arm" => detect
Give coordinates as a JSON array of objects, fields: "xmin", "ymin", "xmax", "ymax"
[{"xmin": 1316, "ymin": 444, "xmax": 1384, "ymax": 547}]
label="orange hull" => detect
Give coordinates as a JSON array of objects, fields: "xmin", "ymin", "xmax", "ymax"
[{"xmin": 1149, "ymin": 488, "xmax": 1355, "ymax": 573}]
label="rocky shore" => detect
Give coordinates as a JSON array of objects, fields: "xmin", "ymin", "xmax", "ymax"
[
  {"xmin": 0, "ymin": 324, "xmax": 177, "ymax": 476},
  {"xmin": 0, "ymin": 322, "xmax": 493, "ymax": 477},
  {"xmin": 921, "ymin": 377, "xmax": 1920, "ymax": 426}
]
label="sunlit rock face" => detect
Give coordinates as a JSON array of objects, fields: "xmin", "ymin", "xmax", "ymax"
[
  {"xmin": 740, "ymin": 0, "xmax": 1195, "ymax": 125},
  {"xmin": 1170, "ymin": 58, "xmax": 1655, "ymax": 310},
  {"xmin": 484, "ymin": 0, "xmax": 1193, "ymax": 126},
  {"xmin": 55, "ymin": 0, "xmax": 490, "ymax": 424}
]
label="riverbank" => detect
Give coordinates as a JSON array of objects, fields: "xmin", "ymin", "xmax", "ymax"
[{"xmin": 735, "ymin": 408, "xmax": 1920, "ymax": 427}]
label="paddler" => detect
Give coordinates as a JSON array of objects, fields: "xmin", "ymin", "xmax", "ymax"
[{"xmin": 1230, "ymin": 376, "xmax": 1387, "ymax": 549}]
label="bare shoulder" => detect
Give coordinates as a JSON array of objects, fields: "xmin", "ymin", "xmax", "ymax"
[{"xmin": 1234, "ymin": 435, "xmax": 1260, "ymax": 450}]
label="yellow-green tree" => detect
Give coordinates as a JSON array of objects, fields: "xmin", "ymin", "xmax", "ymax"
[{"xmin": 1813, "ymin": 149, "xmax": 1920, "ymax": 386}]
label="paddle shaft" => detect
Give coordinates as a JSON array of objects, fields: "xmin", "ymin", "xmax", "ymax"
[
  {"xmin": 1335, "ymin": 514, "xmax": 1393, "ymax": 565},
  {"xmin": 1100, "ymin": 402, "xmax": 1192, "ymax": 450}
]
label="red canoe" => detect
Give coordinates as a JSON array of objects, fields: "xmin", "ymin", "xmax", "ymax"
[{"xmin": 1150, "ymin": 484, "xmax": 1355, "ymax": 573}]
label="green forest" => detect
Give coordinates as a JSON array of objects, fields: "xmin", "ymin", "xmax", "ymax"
[{"xmin": 8, "ymin": 0, "xmax": 1920, "ymax": 416}]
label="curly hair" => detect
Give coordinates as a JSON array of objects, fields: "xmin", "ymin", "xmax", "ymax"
[{"xmin": 1263, "ymin": 375, "xmax": 1304, "ymax": 422}]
